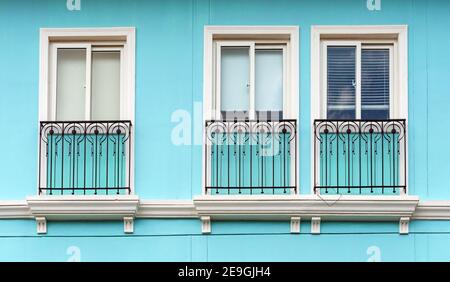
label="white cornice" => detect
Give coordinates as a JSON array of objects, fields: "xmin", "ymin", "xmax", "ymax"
[
  {"xmin": 137, "ymin": 200, "xmax": 197, "ymax": 218},
  {"xmin": 0, "ymin": 196, "xmax": 450, "ymax": 221},
  {"xmin": 40, "ymin": 27, "xmax": 136, "ymax": 40},
  {"xmin": 204, "ymin": 25, "xmax": 299, "ymax": 36},
  {"xmin": 26, "ymin": 195, "xmax": 140, "ymax": 220},
  {"xmin": 310, "ymin": 25, "xmax": 408, "ymax": 36},
  {"xmin": 0, "ymin": 200, "xmax": 32, "ymax": 218},
  {"xmin": 413, "ymin": 201, "xmax": 450, "ymax": 220},
  {"xmin": 193, "ymin": 195, "xmax": 420, "ymax": 221}
]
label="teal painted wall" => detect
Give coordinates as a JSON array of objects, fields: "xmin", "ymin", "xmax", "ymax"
[
  {"xmin": 2, "ymin": 219, "xmax": 450, "ymax": 261},
  {"xmin": 1, "ymin": 0, "xmax": 450, "ymax": 261}
]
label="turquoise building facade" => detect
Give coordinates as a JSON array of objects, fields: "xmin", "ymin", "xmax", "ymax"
[{"xmin": 0, "ymin": 0, "xmax": 450, "ymax": 261}]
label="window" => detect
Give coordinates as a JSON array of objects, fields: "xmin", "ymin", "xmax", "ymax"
[
  {"xmin": 204, "ymin": 26, "xmax": 299, "ymax": 121},
  {"xmin": 216, "ymin": 41, "xmax": 286, "ymax": 120},
  {"xmin": 322, "ymin": 41, "xmax": 393, "ymax": 120},
  {"xmin": 39, "ymin": 28, "xmax": 135, "ymax": 195},
  {"xmin": 50, "ymin": 44, "xmax": 124, "ymax": 121},
  {"xmin": 203, "ymin": 26, "xmax": 299, "ymax": 195},
  {"xmin": 311, "ymin": 26, "xmax": 408, "ymax": 122},
  {"xmin": 311, "ymin": 26, "xmax": 408, "ymax": 195},
  {"xmin": 40, "ymin": 28, "xmax": 135, "ymax": 122}
]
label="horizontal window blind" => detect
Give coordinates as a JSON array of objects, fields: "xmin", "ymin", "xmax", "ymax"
[
  {"xmin": 327, "ymin": 46, "xmax": 356, "ymax": 119},
  {"xmin": 361, "ymin": 48, "xmax": 390, "ymax": 119}
]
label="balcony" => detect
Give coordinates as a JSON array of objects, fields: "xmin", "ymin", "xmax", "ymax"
[
  {"xmin": 313, "ymin": 119, "xmax": 406, "ymax": 195},
  {"xmin": 204, "ymin": 119, "xmax": 297, "ymax": 195},
  {"xmin": 38, "ymin": 121, "xmax": 132, "ymax": 195}
]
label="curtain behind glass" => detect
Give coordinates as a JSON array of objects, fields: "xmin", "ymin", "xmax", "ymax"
[
  {"xmin": 255, "ymin": 49, "xmax": 283, "ymax": 120},
  {"xmin": 56, "ymin": 49, "xmax": 86, "ymax": 120},
  {"xmin": 91, "ymin": 51, "xmax": 121, "ymax": 120},
  {"xmin": 220, "ymin": 47, "xmax": 250, "ymax": 120}
]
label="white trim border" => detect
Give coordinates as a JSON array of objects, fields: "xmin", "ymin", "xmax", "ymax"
[
  {"xmin": 4, "ymin": 196, "xmax": 450, "ymax": 233},
  {"xmin": 5, "ymin": 196, "xmax": 450, "ymax": 220}
]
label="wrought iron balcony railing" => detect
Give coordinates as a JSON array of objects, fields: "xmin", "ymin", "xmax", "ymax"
[
  {"xmin": 205, "ymin": 119, "xmax": 297, "ymax": 195},
  {"xmin": 313, "ymin": 119, "xmax": 406, "ymax": 195},
  {"xmin": 39, "ymin": 121, "xmax": 132, "ymax": 195}
]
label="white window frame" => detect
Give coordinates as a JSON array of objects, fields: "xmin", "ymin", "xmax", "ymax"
[
  {"xmin": 38, "ymin": 27, "xmax": 136, "ymax": 195},
  {"xmin": 203, "ymin": 26, "xmax": 299, "ymax": 196},
  {"xmin": 310, "ymin": 25, "xmax": 408, "ymax": 195}
]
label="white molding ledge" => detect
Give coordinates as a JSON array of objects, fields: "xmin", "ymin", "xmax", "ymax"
[
  {"xmin": 3, "ymin": 196, "xmax": 450, "ymax": 222},
  {"xmin": 413, "ymin": 201, "xmax": 450, "ymax": 220},
  {"xmin": 137, "ymin": 200, "xmax": 197, "ymax": 218},
  {"xmin": 26, "ymin": 195, "xmax": 139, "ymax": 220},
  {"xmin": 193, "ymin": 195, "xmax": 419, "ymax": 221},
  {"xmin": 0, "ymin": 200, "xmax": 32, "ymax": 218}
]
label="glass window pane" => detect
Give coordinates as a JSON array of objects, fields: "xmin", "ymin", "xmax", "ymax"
[
  {"xmin": 361, "ymin": 48, "xmax": 390, "ymax": 120},
  {"xmin": 255, "ymin": 49, "xmax": 283, "ymax": 120},
  {"xmin": 91, "ymin": 51, "xmax": 121, "ymax": 120},
  {"xmin": 56, "ymin": 49, "xmax": 86, "ymax": 120},
  {"xmin": 220, "ymin": 47, "xmax": 250, "ymax": 120},
  {"xmin": 327, "ymin": 46, "xmax": 356, "ymax": 120}
]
